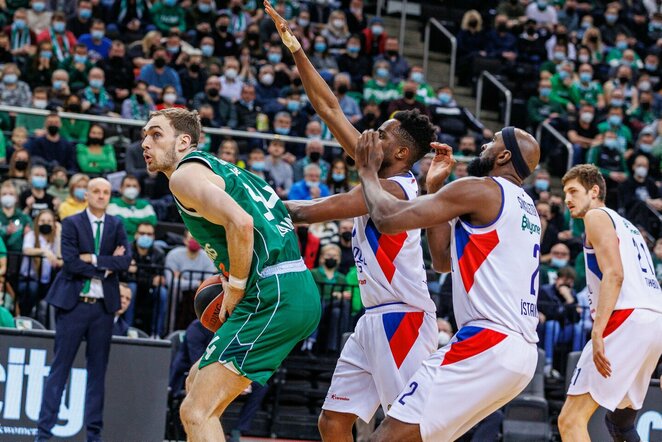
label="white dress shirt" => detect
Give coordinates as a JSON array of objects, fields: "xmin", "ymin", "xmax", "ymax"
[{"xmin": 80, "ymin": 209, "xmax": 106, "ymax": 299}]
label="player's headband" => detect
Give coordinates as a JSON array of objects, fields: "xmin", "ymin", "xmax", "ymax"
[{"xmin": 502, "ymin": 126, "xmax": 531, "ymax": 180}]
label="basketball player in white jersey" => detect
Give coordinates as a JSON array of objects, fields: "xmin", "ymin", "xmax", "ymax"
[
  {"xmin": 558, "ymin": 164, "xmax": 662, "ymax": 442},
  {"xmin": 263, "ymin": 3, "xmax": 438, "ymax": 439},
  {"xmin": 354, "ymin": 127, "xmax": 542, "ymax": 441}
]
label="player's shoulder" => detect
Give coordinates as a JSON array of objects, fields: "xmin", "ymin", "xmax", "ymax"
[{"xmin": 584, "ymin": 207, "xmax": 616, "ymax": 227}]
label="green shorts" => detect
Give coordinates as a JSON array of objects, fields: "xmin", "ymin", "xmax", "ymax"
[{"xmin": 199, "ymin": 266, "xmax": 321, "ymax": 385}]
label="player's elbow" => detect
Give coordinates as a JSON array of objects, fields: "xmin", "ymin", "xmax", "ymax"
[
  {"xmin": 229, "ymin": 213, "xmax": 254, "ymax": 236},
  {"xmin": 373, "ymin": 216, "xmax": 400, "ymax": 235},
  {"xmin": 605, "ymin": 269, "xmax": 624, "ymax": 285}
]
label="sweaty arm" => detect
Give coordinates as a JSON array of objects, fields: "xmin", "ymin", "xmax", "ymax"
[
  {"xmin": 584, "ymin": 209, "xmax": 624, "ymax": 337},
  {"xmin": 169, "ymin": 162, "xmax": 254, "ymax": 284},
  {"xmin": 285, "ymin": 180, "xmax": 406, "ymax": 224}
]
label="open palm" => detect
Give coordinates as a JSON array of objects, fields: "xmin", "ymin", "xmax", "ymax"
[
  {"xmin": 264, "ymin": 0, "xmax": 300, "ymax": 51},
  {"xmin": 426, "ymin": 142, "xmax": 455, "ymax": 193}
]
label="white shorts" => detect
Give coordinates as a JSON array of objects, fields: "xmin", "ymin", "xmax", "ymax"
[
  {"xmin": 567, "ymin": 308, "xmax": 662, "ymax": 411},
  {"xmin": 387, "ymin": 324, "xmax": 537, "ymax": 442},
  {"xmin": 322, "ymin": 303, "xmax": 437, "ymax": 423}
]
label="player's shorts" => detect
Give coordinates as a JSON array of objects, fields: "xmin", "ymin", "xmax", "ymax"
[
  {"xmin": 387, "ymin": 323, "xmax": 537, "ymax": 442},
  {"xmin": 567, "ymin": 308, "xmax": 662, "ymax": 411},
  {"xmin": 199, "ymin": 259, "xmax": 321, "ymax": 385},
  {"xmin": 322, "ymin": 302, "xmax": 437, "ymax": 423}
]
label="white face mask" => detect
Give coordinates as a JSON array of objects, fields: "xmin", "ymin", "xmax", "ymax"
[
  {"xmin": 163, "ymin": 93, "xmax": 177, "ymax": 104},
  {"xmin": 634, "ymin": 166, "xmax": 648, "ymax": 179},
  {"xmin": 1, "ymin": 195, "xmax": 16, "ymax": 208},
  {"xmin": 225, "ymin": 68, "xmax": 238, "ymax": 80},
  {"xmin": 33, "ymin": 99, "xmax": 48, "ymax": 109},
  {"xmin": 438, "ymin": 331, "xmax": 452, "ymax": 347}
]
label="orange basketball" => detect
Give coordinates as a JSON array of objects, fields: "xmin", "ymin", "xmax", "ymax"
[{"xmin": 194, "ymin": 275, "xmax": 225, "ymax": 332}]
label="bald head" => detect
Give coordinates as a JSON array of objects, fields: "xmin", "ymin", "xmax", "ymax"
[
  {"xmin": 87, "ymin": 178, "xmax": 112, "ymax": 212},
  {"xmin": 513, "ymin": 128, "xmax": 541, "ymax": 175},
  {"xmin": 468, "ymin": 127, "xmax": 540, "ymax": 183}
]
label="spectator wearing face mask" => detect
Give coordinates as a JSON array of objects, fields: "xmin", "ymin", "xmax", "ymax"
[
  {"xmin": 155, "ymin": 84, "xmax": 185, "ymax": 110},
  {"xmin": 26, "ymin": 0, "xmax": 53, "ymax": 36},
  {"xmin": 264, "ymin": 139, "xmax": 293, "ymax": 199},
  {"xmin": 150, "ymin": 0, "xmax": 187, "ymax": 33},
  {"xmin": 58, "ymin": 43, "xmax": 94, "ymax": 93},
  {"xmin": 293, "ymin": 140, "xmax": 330, "ymax": 182},
  {"xmin": 36, "ymin": 12, "xmax": 76, "ymax": 63},
  {"xmin": 26, "ymin": 113, "xmax": 77, "ymax": 172},
  {"xmin": 79, "ymin": 67, "xmax": 115, "ymax": 115},
  {"xmin": 7, "ymin": 149, "xmax": 31, "ymax": 194},
  {"xmin": 192, "ymin": 76, "xmax": 237, "ymax": 128},
  {"xmin": 219, "ymin": 56, "xmax": 243, "ymax": 102},
  {"xmin": 138, "ymin": 46, "xmax": 183, "ymax": 100},
  {"xmin": 254, "ymin": 64, "xmax": 280, "ymax": 108},
  {"xmin": 485, "ymin": 14, "xmax": 518, "ymax": 63},
  {"xmin": 66, "ymin": 0, "xmax": 93, "ymax": 37},
  {"xmin": 387, "ymin": 80, "xmax": 431, "ymax": 118},
  {"xmin": 540, "ymin": 43, "xmax": 568, "ymax": 75},
  {"xmin": 361, "ymin": 16, "xmax": 387, "ymax": 56},
  {"xmin": 289, "ymin": 163, "xmax": 330, "ymax": 201},
  {"xmin": 587, "ymin": 129, "xmax": 629, "ymax": 207},
  {"xmin": 212, "ymin": 12, "xmax": 239, "ymax": 57},
  {"xmin": 629, "ymin": 91, "xmax": 656, "ymax": 132},
  {"xmin": 0, "ymin": 180, "xmax": 32, "ymax": 253},
  {"xmin": 14, "ymin": 87, "xmax": 49, "ymax": 135},
  {"xmin": 526, "ymin": 0, "xmax": 558, "ymax": 27},
  {"xmin": 337, "ymin": 34, "xmax": 372, "ymax": 90},
  {"xmin": 326, "ymin": 158, "xmax": 350, "ymax": 195},
  {"xmin": 539, "ymin": 242, "xmax": 571, "ymax": 286},
  {"xmin": 310, "ymin": 35, "xmax": 339, "ymax": 77},
  {"xmin": 0, "ymin": 63, "xmax": 32, "ymax": 107},
  {"xmin": 457, "ymin": 10, "xmax": 487, "ymax": 86},
  {"xmin": 527, "ymin": 78, "xmax": 566, "ymax": 130},
  {"xmin": 106, "ymin": 175, "xmax": 157, "ymax": 238},
  {"xmin": 58, "ymin": 173, "xmax": 89, "ymax": 220},
  {"xmin": 60, "ymin": 95, "xmax": 90, "ymax": 143},
  {"xmin": 374, "ymin": 37, "xmax": 410, "ymax": 82},
  {"xmin": 398, "ymin": 66, "xmax": 436, "ymax": 105},
  {"xmin": 336, "ymin": 219, "xmax": 354, "ymax": 274},
  {"xmin": 569, "ymin": 64, "xmax": 605, "ymax": 109},
  {"xmin": 363, "ymin": 60, "xmax": 400, "ymax": 104},
  {"xmin": 568, "ymin": 104, "xmax": 599, "ymax": 165},
  {"xmin": 597, "ymin": 106, "xmax": 632, "ymax": 151},
  {"xmin": 47, "ymin": 166, "xmax": 69, "ymax": 202},
  {"xmin": 121, "ymin": 80, "xmax": 156, "ymax": 120},
  {"xmin": 75, "ymin": 124, "xmax": 117, "ymax": 174},
  {"xmin": 618, "ymin": 154, "xmax": 662, "ymax": 218},
  {"xmin": 524, "ymin": 168, "xmax": 552, "ymax": 203},
  {"xmin": 78, "ymin": 20, "xmax": 111, "ymax": 61},
  {"xmin": 20, "ymin": 165, "xmax": 59, "ymax": 219},
  {"xmin": 245, "ymin": 148, "xmax": 276, "ymax": 188},
  {"xmin": 549, "ymin": 61, "xmax": 576, "ymax": 114},
  {"xmin": 599, "ymin": 6, "xmax": 631, "ymax": 47},
  {"xmin": 429, "ymin": 86, "xmax": 492, "ymax": 143}
]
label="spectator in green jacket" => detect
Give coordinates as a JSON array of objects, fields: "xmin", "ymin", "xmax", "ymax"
[
  {"xmin": 106, "ymin": 175, "xmax": 157, "ymax": 237},
  {"xmin": 570, "ymin": 63, "xmax": 605, "ymax": 109},
  {"xmin": 527, "ymin": 77, "xmax": 566, "ymax": 129},
  {"xmin": 363, "ymin": 59, "xmax": 400, "ymax": 104},
  {"xmin": 60, "ymin": 94, "xmax": 90, "ymax": 143},
  {"xmin": 59, "ymin": 43, "xmax": 94, "ymax": 92},
  {"xmin": 550, "ymin": 61, "xmax": 576, "ymax": 113},
  {"xmin": 0, "ymin": 180, "xmax": 32, "ymax": 253},
  {"xmin": 150, "ymin": 0, "xmax": 187, "ymax": 33},
  {"xmin": 597, "ymin": 105, "xmax": 632, "ymax": 151},
  {"xmin": 14, "ymin": 87, "xmax": 48, "ymax": 135},
  {"xmin": 75, "ymin": 124, "xmax": 117, "ymax": 174}
]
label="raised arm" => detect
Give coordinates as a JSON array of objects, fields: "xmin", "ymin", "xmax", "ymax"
[
  {"xmin": 264, "ymin": 0, "xmax": 360, "ymax": 158},
  {"xmin": 170, "ymin": 162, "xmax": 254, "ymax": 323},
  {"xmin": 285, "ymin": 181, "xmax": 406, "ymax": 224}
]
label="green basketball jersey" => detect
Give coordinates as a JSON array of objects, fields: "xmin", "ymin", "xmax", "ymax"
[{"xmin": 174, "ymin": 151, "xmax": 302, "ymax": 287}]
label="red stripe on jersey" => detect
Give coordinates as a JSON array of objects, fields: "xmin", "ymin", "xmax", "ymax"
[
  {"xmin": 602, "ymin": 308, "xmax": 634, "ymax": 338},
  {"xmin": 458, "ymin": 230, "xmax": 500, "ymax": 293},
  {"xmin": 376, "ymin": 231, "xmax": 408, "ymax": 283},
  {"xmin": 441, "ymin": 329, "xmax": 507, "ymax": 366},
  {"xmin": 389, "ymin": 311, "xmax": 425, "ymax": 368}
]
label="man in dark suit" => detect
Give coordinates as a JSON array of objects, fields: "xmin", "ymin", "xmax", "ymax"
[
  {"xmin": 112, "ymin": 283, "xmax": 132, "ymax": 337},
  {"xmin": 37, "ymin": 178, "xmax": 132, "ymax": 442}
]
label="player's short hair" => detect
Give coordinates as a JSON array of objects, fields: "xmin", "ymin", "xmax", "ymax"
[
  {"xmin": 562, "ymin": 164, "xmax": 606, "ymax": 201},
  {"xmin": 149, "ymin": 108, "xmax": 201, "ymax": 149},
  {"xmin": 392, "ymin": 109, "xmax": 436, "ymax": 165}
]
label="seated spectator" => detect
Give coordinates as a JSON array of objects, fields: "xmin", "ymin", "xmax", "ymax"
[
  {"xmin": 456, "ymin": 136, "xmax": 479, "ymax": 159},
  {"xmin": 75, "ymin": 124, "xmax": 116, "ymax": 174},
  {"xmin": 26, "ymin": 0, "xmax": 53, "ymax": 35},
  {"xmin": 57, "ymin": 173, "xmax": 89, "ymax": 219},
  {"xmin": 0, "ymin": 180, "xmax": 32, "ymax": 253},
  {"xmin": 540, "ymin": 42, "xmax": 567, "ymax": 75},
  {"xmin": 597, "ymin": 106, "xmax": 632, "ymax": 151},
  {"xmin": 212, "ymin": 12, "xmax": 239, "ymax": 57},
  {"xmin": 98, "ymin": 41, "xmax": 136, "ymax": 106},
  {"xmin": 254, "ymin": 64, "xmax": 280, "ymax": 109},
  {"xmin": 112, "ymin": 0, "xmax": 151, "ymax": 36},
  {"xmin": 193, "ymin": 76, "xmax": 237, "ymax": 128},
  {"xmin": 245, "ymin": 148, "xmax": 276, "ymax": 188},
  {"xmin": 121, "ymin": 80, "xmax": 156, "ymax": 120},
  {"xmin": 14, "ymin": 87, "xmax": 49, "ymax": 135},
  {"xmin": 25, "ymin": 40, "xmax": 57, "ymax": 88},
  {"xmin": 429, "ymin": 86, "xmax": 492, "ymax": 143},
  {"xmin": 527, "ymin": 77, "xmax": 565, "ymax": 131},
  {"xmin": 112, "ymin": 283, "xmax": 132, "ymax": 337},
  {"xmin": 36, "ymin": 12, "xmax": 76, "ymax": 63},
  {"xmin": 107, "ymin": 175, "xmax": 157, "ymax": 238},
  {"xmin": 557, "ymin": 0, "xmax": 580, "ymax": 32},
  {"xmin": 47, "ymin": 166, "xmax": 68, "ymax": 202},
  {"xmin": 539, "ymin": 239, "xmax": 571, "ymax": 287},
  {"xmin": 604, "ymin": 65, "xmax": 638, "ymax": 111},
  {"xmin": 618, "ymin": 154, "xmax": 662, "ymax": 217},
  {"xmin": 570, "ymin": 63, "xmax": 605, "ymax": 109},
  {"xmin": 293, "ymin": 140, "xmax": 330, "ymax": 182},
  {"xmin": 354, "ymin": 101, "xmax": 384, "ymax": 133},
  {"xmin": 456, "ymin": 10, "xmax": 487, "ymax": 86},
  {"xmin": 264, "ymin": 139, "xmax": 293, "ymax": 199},
  {"xmin": 5, "ymin": 8, "xmax": 37, "ymax": 60},
  {"xmin": 78, "ymin": 19, "xmax": 111, "ymax": 62},
  {"xmin": 6, "ymin": 127, "xmax": 29, "ymax": 163},
  {"xmin": 336, "ymin": 34, "xmax": 372, "ymax": 90},
  {"xmin": 289, "ymin": 163, "xmax": 331, "ymax": 201},
  {"xmin": 363, "ymin": 59, "xmax": 400, "ymax": 104},
  {"xmin": 399, "ymin": 66, "xmax": 436, "ymax": 105},
  {"xmin": 537, "ymin": 201, "xmax": 560, "ymax": 258},
  {"xmin": 20, "ymin": 164, "xmax": 58, "ymax": 219},
  {"xmin": 599, "ymin": 5, "xmax": 630, "ymax": 47},
  {"xmin": 178, "ymin": 51, "xmax": 208, "ymax": 104},
  {"xmin": 80, "ymin": 67, "xmax": 116, "ymax": 115},
  {"xmin": 138, "ymin": 46, "xmax": 183, "ymax": 100},
  {"xmin": 361, "ymin": 16, "xmax": 386, "ymax": 56},
  {"xmin": 19, "ymin": 209, "xmax": 61, "ymax": 318},
  {"xmin": 321, "ymin": 10, "xmax": 351, "ymax": 56},
  {"xmin": 549, "ymin": 61, "xmax": 576, "ymax": 114},
  {"xmin": 126, "ymin": 222, "xmax": 167, "ymax": 337},
  {"xmin": 7, "ymin": 149, "xmax": 31, "ymax": 194},
  {"xmin": 332, "ymin": 73, "xmax": 361, "ymax": 123},
  {"xmin": 217, "ymin": 139, "xmax": 244, "ymax": 168},
  {"xmin": 327, "ymin": 158, "xmax": 350, "ymax": 195},
  {"xmin": 26, "ymin": 113, "xmax": 76, "ymax": 172},
  {"xmin": 0, "ymin": 63, "xmax": 32, "ymax": 107},
  {"xmin": 272, "ymin": 110, "xmax": 295, "ymax": 137},
  {"xmin": 485, "ymin": 14, "xmax": 518, "ymax": 63},
  {"xmin": 59, "ymin": 43, "xmax": 95, "ymax": 93},
  {"xmin": 524, "ymin": 168, "xmax": 551, "ymax": 203},
  {"xmin": 66, "ymin": 0, "xmax": 93, "ymax": 37},
  {"xmin": 629, "ymin": 90, "xmax": 656, "ymax": 132},
  {"xmin": 568, "ymin": 104, "xmax": 599, "ymax": 165},
  {"xmin": 310, "ymin": 35, "xmax": 338, "ymax": 77},
  {"xmin": 587, "ymin": 130, "xmax": 628, "ymax": 207},
  {"xmin": 235, "ymin": 83, "xmax": 259, "ymax": 131},
  {"xmin": 60, "ymin": 95, "xmax": 90, "ymax": 143},
  {"xmin": 545, "ymin": 25, "xmax": 576, "ymax": 62},
  {"xmin": 374, "ymin": 36, "xmax": 409, "ymax": 82},
  {"xmin": 155, "ymin": 84, "xmax": 186, "ymax": 110},
  {"xmin": 150, "ymin": 0, "xmax": 187, "ymax": 33},
  {"xmin": 387, "ymin": 80, "xmax": 430, "ymax": 119},
  {"xmin": 526, "ymin": 0, "xmax": 558, "ymax": 28},
  {"xmin": 605, "ymin": 33, "xmax": 638, "ymax": 68}
]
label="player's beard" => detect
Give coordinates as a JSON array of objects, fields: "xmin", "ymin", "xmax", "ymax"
[
  {"xmin": 467, "ymin": 154, "xmax": 496, "ymax": 177},
  {"xmin": 152, "ymin": 140, "xmax": 179, "ymax": 172}
]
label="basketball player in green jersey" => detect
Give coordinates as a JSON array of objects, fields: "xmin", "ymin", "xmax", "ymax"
[{"xmin": 141, "ymin": 108, "xmax": 321, "ymax": 440}]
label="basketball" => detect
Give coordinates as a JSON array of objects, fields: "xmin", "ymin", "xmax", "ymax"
[{"xmin": 194, "ymin": 274, "xmax": 225, "ymax": 332}]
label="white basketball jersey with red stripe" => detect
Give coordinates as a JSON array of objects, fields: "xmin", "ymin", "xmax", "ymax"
[
  {"xmin": 449, "ymin": 177, "xmax": 540, "ymax": 343},
  {"xmin": 352, "ymin": 172, "xmax": 435, "ymax": 313},
  {"xmin": 583, "ymin": 207, "xmax": 662, "ymax": 318}
]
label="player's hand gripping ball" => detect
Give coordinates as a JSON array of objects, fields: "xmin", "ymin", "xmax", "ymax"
[{"xmin": 194, "ymin": 275, "xmax": 225, "ymax": 332}]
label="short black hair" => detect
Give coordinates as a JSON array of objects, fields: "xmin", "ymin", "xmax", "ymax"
[{"xmin": 393, "ymin": 109, "xmax": 436, "ymax": 164}]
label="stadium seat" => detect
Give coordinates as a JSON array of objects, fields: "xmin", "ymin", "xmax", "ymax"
[
  {"xmin": 128, "ymin": 327, "xmax": 150, "ymax": 338},
  {"xmin": 564, "ymin": 351, "xmax": 583, "ymax": 392},
  {"xmin": 14, "ymin": 316, "xmax": 46, "ymax": 330},
  {"xmin": 165, "ymin": 329, "xmax": 185, "ymax": 363}
]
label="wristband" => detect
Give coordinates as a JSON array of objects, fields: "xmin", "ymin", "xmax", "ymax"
[{"xmin": 228, "ymin": 275, "xmax": 247, "ymax": 290}]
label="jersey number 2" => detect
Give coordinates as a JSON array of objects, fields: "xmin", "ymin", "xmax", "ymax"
[
  {"xmin": 244, "ymin": 184, "xmax": 280, "ymax": 221},
  {"xmin": 530, "ymin": 244, "xmax": 540, "ymax": 296}
]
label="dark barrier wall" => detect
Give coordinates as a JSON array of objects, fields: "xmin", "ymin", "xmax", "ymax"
[{"xmin": 0, "ymin": 329, "xmax": 170, "ymax": 441}]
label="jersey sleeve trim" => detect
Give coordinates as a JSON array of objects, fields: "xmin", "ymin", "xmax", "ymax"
[
  {"xmin": 595, "ymin": 207, "xmax": 617, "ymax": 229},
  {"xmin": 462, "ymin": 177, "xmax": 505, "ymax": 229}
]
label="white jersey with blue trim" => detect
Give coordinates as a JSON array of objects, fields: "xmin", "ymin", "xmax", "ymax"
[
  {"xmin": 449, "ymin": 177, "xmax": 540, "ymax": 343},
  {"xmin": 583, "ymin": 207, "xmax": 662, "ymax": 318},
  {"xmin": 352, "ymin": 172, "xmax": 435, "ymax": 313}
]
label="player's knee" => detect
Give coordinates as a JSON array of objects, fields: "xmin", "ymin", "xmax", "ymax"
[
  {"xmin": 179, "ymin": 396, "xmax": 207, "ymax": 429},
  {"xmin": 318, "ymin": 410, "xmax": 353, "ymax": 437},
  {"xmin": 558, "ymin": 406, "xmax": 581, "ymax": 435}
]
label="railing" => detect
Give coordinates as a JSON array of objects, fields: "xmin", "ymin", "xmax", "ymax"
[
  {"xmin": 0, "ymin": 104, "xmax": 342, "ymax": 148},
  {"xmin": 536, "ymin": 121, "xmax": 574, "ymax": 173},
  {"xmin": 475, "ymin": 71, "xmax": 513, "ymax": 127},
  {"xmin": 423, "ymin": 18, "xmax": 457, "ymax": 89},
  {"xmin": 398, "ymin": 0, "xmax": 408, "ymax": 58}
]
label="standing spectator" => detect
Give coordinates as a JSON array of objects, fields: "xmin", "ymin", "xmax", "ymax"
[
  {"xmin": 121, "ymin": 81, "xmax": 156, "ymax": 120},
  {"xmin": 138, "ymin": 46, "xmax": 183, "ymax": 100},
  {"xmin": 78, "ymin": 20, "xmax": 112, "ymax": 61},
  {"xmin": 374, "ymin": 37, "xmax": 409, "ymax": 82},
  {"xmin": 37, "ymin": 178, "xmax": 131, "ymax": 442},
  {"xmin": 26, "ymin": 113, "xmax": 77, "ymax": 171},
  {"xmin": 0, "ymin": 63, "xmax": 32, "ymax": 107},
  {"xmin": 265, "ymin": 139, "xmax": 293, "ymax": 199},
  {"xmin": 289, "ymin": 163, "xmax": 330, "ymax": 200},
  {"xmin": 336, "ymin": 34, "xmax": 372, "ymax": 90},
  {"xmin": 150, "ymin": 0, "xmax": 187, "ymax": 33},
  {"xmin": 106, "ymin": 175, "xmax": 157, "ymax": 238},
  {"xmin": 36, "ymin": 12, "xmax": 76, "ymax": 63},
  {"xmin": 293, "ymin": 140, "xmax": 330, "ymax": 182},
  {"xmin": 80, "ymin": 67, "xmax": 115, "ymax": 115},
  {"xmin": 58, "ymin": 173, "xmax": 89, "ymax": 220},
  {"xmin": 192, "ymin": 76, "xmax": 237, "ymax": 128},
  {"xmin": 360, "ymin": 16, "xmax": 386, "ymax": 56},
  {"xmin": 0, "ymin": 180, "xmax": 32, "ymax": 253},
  {"xmin": 327, "ymin": 158, "xmax": 350, "ymax": 195},
  {"xmin": 20, "ymin": 164, "xmax": 58, "ymax": 219},
  {"xmin": 75, "ymin": 124, "xmax": 117, "ymax": 174}
]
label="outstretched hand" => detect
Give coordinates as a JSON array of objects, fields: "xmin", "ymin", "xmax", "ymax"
[
  {"xmin": 355, "ymin": 130, "xmax": 384, "ymax": 173},
  {"xmin": 264, "ymin": 0, "xmax": 301, "ymax": 52},
  {"xmin": 426, "ymin": 142, "xmax": 455, "ymax": 193}
]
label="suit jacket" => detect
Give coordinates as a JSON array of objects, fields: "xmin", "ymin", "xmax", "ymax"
[
  {"xmin": 112, "ymin": 316, "xmax": 130, "ymax": 336},
  {"xmin": 45, "ymin": 211, "xmax": 132, "ymax": 313}
]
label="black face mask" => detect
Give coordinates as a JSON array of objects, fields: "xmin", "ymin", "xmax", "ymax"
[
  {"xmin": 247, "ymin": 32, "xmax": 259, "ymax": 41},
  {"xmin": 88, "ymin": 136, "xmax": 104, "ymax": 145},
  {"xmin": 38, "ymin": 224, "xmax": 53, "ymax": 235},
  {"xmin": 15, "ymin": 160, "xmax": 28, "ymax": 171},
  {"xmin": 468, "ymin": 20, "xmax": 478, "ymax": 28},
  {"xmin": 110, "ymin": 56, "xmax": 123, "ymax": 64},
  {"xmin": 467, "ymin": 154, "xmax": 496, "ymax": 177},
  {"xmin": 207, "ymin": 87, "xmax": 220, "ymax": 97},
  {"xmin": 588, "ymin": 35, "xmax": 598, "ymax": 43},
  {"xmin": 232, "ymin": 5, "xmax": 242, "ymax": 14},
  {"xmin": 217, "ymin": 24, "xmax": 229, "ymax": 32},
  {"xmin": 47, "ymin": 125, "xmax": 59, "ymax": 136},
  {"xmin": 154, "ymin": 57, "xmax": 166, "ymax": 68},
  {"xmin": 404, "ymin": 90, "xmax": 415, "ymax": 100},
  {"xmin": 135, "ymin": 94, "xmax": 145, "ymax": 104},
  {"xmin": 642, "ymin": 102, "xmax": 651, "ymax": 110},
  {"xmin": 364, "ymin": 112, "xmax": 376, "ymax": 121},
  {"xmin": 189, "ymin": 63, "xmax": 200, "ymax": 73},
  {"xmin": 526, "ymin": 27, "xmax": 536, "ymax": 36},
  {"xmin": 293, "ymin": 78, "xmax": 303, "ymax": 87},
  {"xmin": 496, "ymin": 24, "xmax": 507, "ymax": 33},
  {"xmin": 309, "ymin": 151, "xmax": 321, "ymax": 162},
  {"xmin": 337, "ymin": 84, "xmax": 348, "ymax": 95},
  {"xmin": 200, "ymin": 117, "xmax": 212, "ymax": 126},
  {"xmin": 324, "ymin": 258, "xmax": 338, "ymax": 269},
  {"xmin": 345, "ymin": 156, "xmax": 355, "ymax": 166},
  {"xmin": 386, "ymin": 50, "xmax": 398, "ymax": 57},
  {"xmin": 67, "ymin": 103, "xmax": 81, "ymax": 112},
  {"xmin": 619, "ymin": 76, "xmax": 629, "ymax": 84},
  {"xmin": 461, "ymin": 148, "xmax": 475, "ymax": 156},
  {"xmin": 341, "ymin": 231, "xmax": 352, "ymax": 242}
]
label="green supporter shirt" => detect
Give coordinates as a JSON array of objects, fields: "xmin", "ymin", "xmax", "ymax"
[
  {"xmin": 61, "ymin": 119, "xmax": 90, "ymax": 143},
  {"xmin": 569, "ymin": 81, "xmax": 603, "ymax": 107},
  {"xmin": 363, "ymin": 79, "xmax": 401, "ymax": 104},
  {"xmin": 174, "ymin": 151, "xmax": 302, "ymax": 289},
  {"xmin": 311, "ymin": 267, "xmax": 347, "ymax": 301},
  {"xmin": 106, "ymin": 197, "xmax": 157, "ymax": 238},
  {"xmin": 344, "ymin": 266, "xmax": 362, "ymax": 314},
  {"xmin": 0, "ymin": 131, "xmax": 5, "ymax": 163},
  {"xmin": 596, "ymin": 121, "xmax": 633, "ymax": 149},
  {"xmin": 150, "ymin": 3, "xmax": 187, "ymax": 32},
  {"xmin": 587, "ymin": 144, "xmax": 628, "ymax": 177},
  {"xmin": 76, "ymin": 144, "xmax": 117, "ymax": 174},
  {"xmin": 0, "ymin": 306, "xmax": 15, "ymax": 328},
  {"xmin": 527, "ymin": 96, "xmax": 566, "ymax": 126},
  {"xmin": 396, "ymin": 81, "xmax": 436, "ymax": 104},
  {"xmin": 550, "ymin": 74, "xmax": 573, "ymax": 106},
  {"xmin": 0, "ymin": 208, "xmax": 31, "ymax": 252}
]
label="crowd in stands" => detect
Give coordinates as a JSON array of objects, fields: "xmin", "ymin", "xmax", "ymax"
[{"xmin": 0, "ymin": 0, "xmax": 660, "ymax": 383}]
